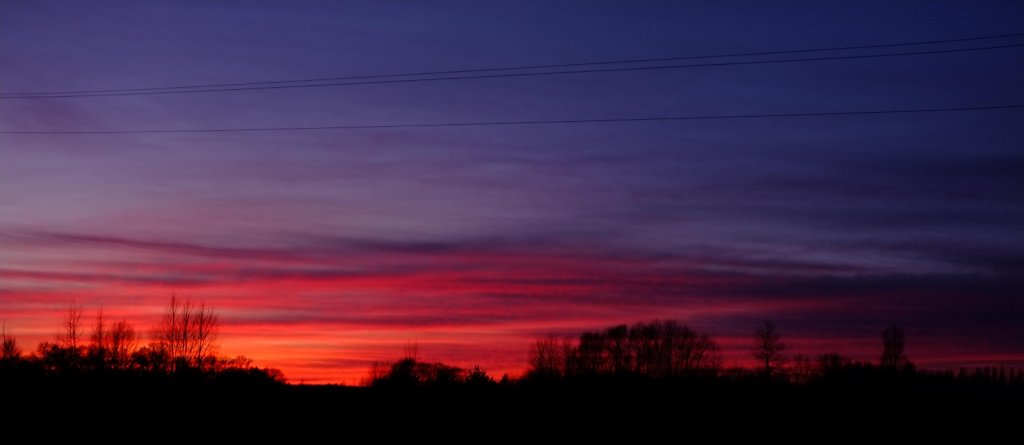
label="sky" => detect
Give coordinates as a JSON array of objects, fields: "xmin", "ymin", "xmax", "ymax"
[{"xmin": 1, "ymin": 1, "xmax": 1023, "ymax": 383}]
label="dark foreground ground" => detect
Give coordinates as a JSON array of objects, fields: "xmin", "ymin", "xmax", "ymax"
[{"xmin": 4, "ymin": 378, "xmax": 1021, "ymax": 439}]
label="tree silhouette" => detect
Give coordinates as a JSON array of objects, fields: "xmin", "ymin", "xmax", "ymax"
[
  {"xmin": 154, "ymin": 295, "xmax": 220, "ymax": 370},
  {"xmin": 528, "ymin": 336, "xmax": 564, "ymax": 379},
  {"xmin": 88, "ymin": 310, "xmax": 109, "ymax": 369},
  {"xmin": 1, "ymin": 323, "xmax": 20, "ymax": 361},
  {"xmin": 528, "ymin": 320, "xmax": 721, "ymax": 380},
  {"xmin": 605, "ymin": 324, "xmax": 629, "ymax": 374},
  {"xmin": 466, "ymin": 366, "xmax": 495, "ymax": 386},
  {"xmin": 87, "ymin": 314, "xmax": 138, "ymax": 371},
  {"xmin": 752, "ymin": 320, "xmax": 786, "ymax": 378},
  {"xmin": 880, "ymin": 325, "xmax": 910, "ymax": 370},
  {"xmin": 402, "ymin": 341, "xmax": 420, "ymax": 362},
  {"xmin": 107, "ymin": 321, "xmax": 137, "ymax": 370},
  {"xmin": 58, "ymin": 302, "xmax": 83, "ymax": 351},
  {"xmin": 370, "ymin": 356, "xmax": 472, "ymax": 387},
  {"xmin": 0, "ymin": 301, "xmax": 281, "ymax": 386},
  {"xmin": 130, "ymin": 344, "xmax": 171, "ymax": 374}
]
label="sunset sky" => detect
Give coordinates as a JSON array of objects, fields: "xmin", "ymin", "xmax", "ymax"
[{"xmin": 2, "ymin": 1, "xmax": 1023, "ymax": 383}]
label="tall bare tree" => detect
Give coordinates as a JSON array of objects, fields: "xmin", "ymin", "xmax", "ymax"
[
  {"xmin": 89, "ymin": 309, "xmax": 108, "ymax": 368},
  {"xmin": 528, "ymin": 336, "xmax": 564, "ymax": 378},
  {"xmin": 57, "ymin": 302, "xmax": 83, "ymax": 350},
  {"xmin": 666, "ymin": 321, "xmax": 720, "ymax": 375},
  {"xmin": 191, "ymin": 302, "xmax": 218, "ymax": 368},
  {"xmin": 752, "ymin": 320, "xmax": 786, "ymax": 377},
  {"xmin": 108, "ymin": 320, "xmax": 137, "ymax": 370},
  {"xmin": 90, "ymin": 310, "xmax": 106, "ymax": 348},
  {"xmin": 1, "ymin": 322, "xmax": 20, "ymax": 360},
  {"xmin": 154, "ymin": 295, "xmax": 219, "ymax": 370},
  {"xmin": 880, "ymin": 325, "xmax": 909, "ymax": 370}
]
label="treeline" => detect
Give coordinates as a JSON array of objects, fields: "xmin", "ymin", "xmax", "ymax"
[
  {"xmin": 364, "ymin": 320, "xmax": 725, "ymax": 388},
  {"xmin": 0, "ymin": 297, "xmax": 284, "ymax": 385},
  {"xmin": 523, "ymin": 320, "xmax": 909, "ymax": 382},
  {"xmin": 365, "ymin": 343, "xmax": 502, "ymax": 388},
  {"xmin": 5, "ymin": 307, "xmax": 1023, "ymax": 393},
  {"xmin": 521, "ymin": 319, "xmax": 1024, "ymax": 391},
  {"xmin": 361, "ymin": 319, "xmax": 1022, "ymax": 393},
  {"xmin": 528, "ymin": 320, "xmax": 720, "ymax": 380},
  {"xmin": 367, "ymin": 358, "xmax": 500, "ymax": 388}
]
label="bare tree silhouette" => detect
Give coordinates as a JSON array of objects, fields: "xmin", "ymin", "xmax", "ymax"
[
  {"xmin": 881, "ymin": 325, "xmax": 910, "ymax": 370},
  {"xmin": 107, "ymin": 321, "xmax": 137, "ymax": 370},
  {"xmin": 154, "ymin": 295, "xmax": 220, "ymax": 370},
  {"xmin": 528, "ymin": 336, "xmax": 564, "ymax": 378},
  {"xmin": 752, "ymin": 320, "xmax": 786, "ymax": 378},
  {"xmin": 89, "ymin": 310, "xmax": 109, "ymax": 369},
  {"xmin": 192, "ymin": 302, "xmax": 218, "ymax": 369},
  {"xmin": 605, "ymin": 324, "xmax": 629, "ymax": 374},
  {"xmin": 1, "ymin": 323, "xmax": 20, "ymax": 361},
  {"xmin": 90, "ymin": 310, "xmax": 106, "ymax": 349},
  {"xmin": 57, "ymin": 302, "xmax": 83, "ymax": 351},
  {"xmin": 1, "ymin": 303, "xmax": 282, "ymax": 386}
]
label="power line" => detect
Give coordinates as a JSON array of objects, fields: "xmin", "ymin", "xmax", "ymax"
[
  {"xmin": 2, "ymin": 104, "xmax": 1019, "ymax": 135},
  {"xmin": 5, "ymin": 31, "xmax": 1023, "ymax": 96},
  {"xmin": 5, "ymin": 31, "xmax": 1022, "ymax": 96},
  {"xmin": 6, "ymin": 44, "xmax": 1021, "ymax": 99},
  {"xmin": 3, "ymin": 39, "xmax": 1023, "ymax": 99}
]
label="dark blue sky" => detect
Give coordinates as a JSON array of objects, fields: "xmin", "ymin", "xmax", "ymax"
[{"xmin": 1, "ymin": 1, "xmax": 1022, "ymax": 382}]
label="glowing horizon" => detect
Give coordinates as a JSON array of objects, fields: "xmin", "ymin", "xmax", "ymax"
[{"xmin": 3, "ymin": 231, "xmax": 1021, "ymax": 384}]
